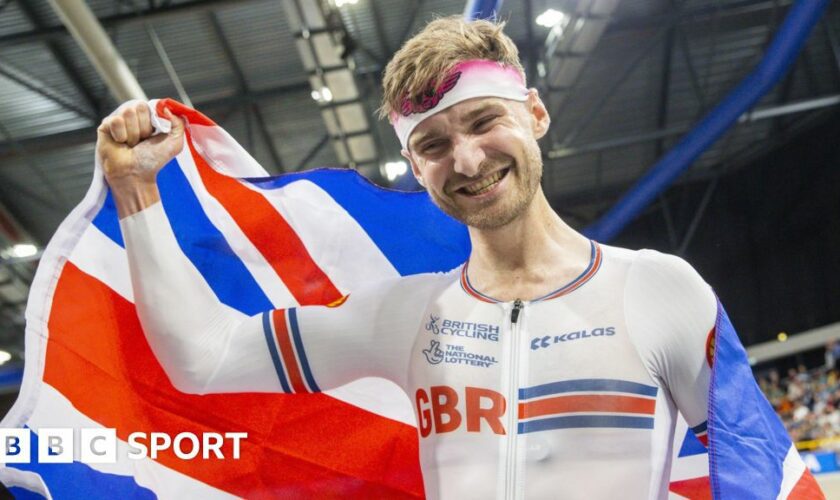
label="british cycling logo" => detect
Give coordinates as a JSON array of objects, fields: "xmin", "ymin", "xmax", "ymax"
[
  {"xmin": 422, "ymin": 339, "xmax": 498, "ymax": 368},
  {"xmin": 531, "ymin": 326, "xmax": 616, "ymax": 350},
  {"xmin": 425, "ymin": 314, "xmax": 500, "ymax": 342},
  {"xmin": 422, "ymin": 340, "xmax": 444, "ymax": 364},
  {"xmin": 425, "ymin": 315, "xmax": 440, "ymax": 334}
]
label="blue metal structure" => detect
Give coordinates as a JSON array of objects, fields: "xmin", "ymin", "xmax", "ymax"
[
  {"xmin": 464, "ymin": 0, "xmax": 503, "ymax": 20},
  {"xmin": 0, "ymin": 364, "xmax": 23, "ymax": 393},
  {"xmin": 583, "ymin": 0, "xmax": 831, "ymax": 243}
]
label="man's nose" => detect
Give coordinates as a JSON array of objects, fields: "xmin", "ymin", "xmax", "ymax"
[{"xmin": 452, "ymin": 135, "xmax": 485, "ymax": 177}]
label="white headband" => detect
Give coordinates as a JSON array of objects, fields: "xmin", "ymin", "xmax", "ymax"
[{"xmin": 391, "ymin": 59, "xmax": 529, "ymax": 149}]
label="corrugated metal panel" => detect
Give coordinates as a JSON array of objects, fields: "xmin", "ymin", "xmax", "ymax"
[
  {"xmin": 50, "ymin": 37, "xmax": 112, "ymax": 106},
  {"xmin": 0, "ymin": 0, "xmax": 35, "ymax": 35},
  {"xmin": 1, "ymin": 43, "xmax": 95, "ymax": 116},
  {"xmin": 216, "ymin": 1, "xmax": 307, "ymax": 91},
  {"xmin": 260, "ymin": 87, "xmax": 340, "ymax": 171},
  {"xmin": 0, "ymin": 0, "xmax": 837, "ymax": 248},
  {"xmin": 0, "ymin": 75, "xmax": 91, "ymax": 139},
  {"xmin": 25, "ymin": 0, "xmax": 195, "ymax": 28}
]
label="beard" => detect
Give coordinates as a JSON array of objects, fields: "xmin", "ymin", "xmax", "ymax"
[{"xmin": 428, "ymin": 138, "xmax": 543, "ymax": 230}]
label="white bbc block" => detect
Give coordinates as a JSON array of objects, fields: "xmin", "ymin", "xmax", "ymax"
[
  {"xmin": 37, "ymin": 428, "xmax": 73, "ymax": 463},
  {"xmin": 80, "ymin": 428, "xmax": 116, "ymax": 463},
  {"xmin": 0, "ymin": 429, "xmax": 30, "ymax": 463}
]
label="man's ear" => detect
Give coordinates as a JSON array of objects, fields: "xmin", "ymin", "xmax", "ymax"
[
  {"xmin": 402, "ymin": 149, "xmax": 425, "ymax": 187},
  {"xmin": 527, "ymin": 89, "xmax": 551, "ymax": 140}
]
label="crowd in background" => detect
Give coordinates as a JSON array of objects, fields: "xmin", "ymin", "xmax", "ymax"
[{"xmin": 758, "ymin": 341, "xmax": 840, "ymax": 445}]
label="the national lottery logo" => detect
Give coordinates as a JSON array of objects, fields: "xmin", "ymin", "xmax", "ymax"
[
  {"xmin": 422, "ymin": 341, "xmax": 498, "ymax": 369},
  {"xmin": 422, "ymin": 340, "xmax": 444, "ymax": 365},
  {"xmin": 424, "ymin": 314, "xmax": 499, "ymax": 342}
]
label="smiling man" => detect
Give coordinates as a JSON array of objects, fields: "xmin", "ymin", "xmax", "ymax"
[{"xmin": 96, "ymin": 16, "xmax": 772, "ymax": 500}]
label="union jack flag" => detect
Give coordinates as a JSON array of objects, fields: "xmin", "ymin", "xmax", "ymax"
[{"xmin": 0, "ymin": 100, "xmax": 821, "ymax": 499}]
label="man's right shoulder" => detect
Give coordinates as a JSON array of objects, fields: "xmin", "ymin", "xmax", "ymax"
[
  {"xmin": 392, "ymin": 266, "xmax": 462, "ymax": 294},
  {"xmin": 347, "ymin": 266, "xmax": 461, "ymax": 306}
]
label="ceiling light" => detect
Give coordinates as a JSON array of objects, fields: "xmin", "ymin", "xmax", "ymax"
[
  {"xmin": 10, "ymin": 243, "xmax": 37, "ymax": 259},
  {"xmin": 0, "ymin": 350, "xmax": 11, "ymax": 365},
  {"xmin": 311, "ymin": 87, "xmax": 333, "ymax": 103},
  {"xmin": 383, "ymin": 161, "xmax": 408, "ymax": 181},
  {"xmin": 536, "ymin": 9, "xmax": 569, "ymax": 28},
  {"xmin": 334, "ymin": 0, "xmax": 358, "ymax": 7}
]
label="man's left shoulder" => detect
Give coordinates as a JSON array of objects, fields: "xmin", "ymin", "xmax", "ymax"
[
  {"xmin": 598, "ymin": 243, "xmax": 699, "ymax": 275},
  {"xmin": 619, "ymin": 247, "xmax": 717, "ymax": 348},
  {"xmin": 620, "ymin": 246, "xmax": 717, "ymax": 315}
]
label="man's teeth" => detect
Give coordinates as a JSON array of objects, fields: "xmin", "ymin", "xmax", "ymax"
[{"xmin": 463, "ymin": 170, "xmax": 505, "ymax": 195}]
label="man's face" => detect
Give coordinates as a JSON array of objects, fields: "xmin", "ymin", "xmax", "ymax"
[{"xmin": 403, "ymin": 91, "xmax": 550, "ymax": 230}]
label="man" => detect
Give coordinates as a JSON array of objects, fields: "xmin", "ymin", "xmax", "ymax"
[{"xmin": 98, "ymin": 17, "xmax": 723, "ymax": 499}]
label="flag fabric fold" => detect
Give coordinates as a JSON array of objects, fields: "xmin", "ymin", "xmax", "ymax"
[
  {"xmin": 1, "ymin": 99, "xmax": 468, "ymax": 498},
  {"xmin": 708, "ymin": 303, "xmax": 823, "ymax": 499},
  {"xmin": 0, "ymin": 100, "xmax": 816, "ymax": 498}
]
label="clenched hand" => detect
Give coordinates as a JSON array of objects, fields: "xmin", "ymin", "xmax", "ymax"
[{"xmin": 96, "ymin": 100, "xmax": 185, "ymax": 218}]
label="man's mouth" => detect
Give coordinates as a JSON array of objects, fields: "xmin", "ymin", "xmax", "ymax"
[{"xmin": 458, "ymin": 168, "xmax": 510, "ymax": 196}]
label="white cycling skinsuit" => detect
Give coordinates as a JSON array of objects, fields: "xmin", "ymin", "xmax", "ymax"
[{"xmin": 122, "ymin": 202, "xmax": 717, "ymax": 500}]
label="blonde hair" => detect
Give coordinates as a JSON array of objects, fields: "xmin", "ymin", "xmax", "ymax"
[{"xmin": 379, "ymin": 16, "xmax": 525, "ymax": 121}]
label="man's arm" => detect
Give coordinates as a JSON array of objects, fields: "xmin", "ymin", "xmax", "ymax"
[
  {"xmin": 120, "ymin": 201, "xmax": 429, "ymax": 394},
  {"xmin": 625, "ymin": 250, "xmax": 718, "ymax": 440},
  {"xmin": 99, "ymin": 101, "xmax": 429, "ymax": 395}
]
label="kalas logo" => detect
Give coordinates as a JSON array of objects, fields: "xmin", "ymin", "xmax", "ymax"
[{"xmin": 531, "ymin": 327, "xmax": 616, "ymax": 350}]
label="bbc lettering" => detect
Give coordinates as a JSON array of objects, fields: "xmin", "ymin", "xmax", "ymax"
[{"xmin": 0, "ymin": 429, "xmax": 247, "ymax": 463}]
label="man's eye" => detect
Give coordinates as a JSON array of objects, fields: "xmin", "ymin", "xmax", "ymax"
[
  {"xmin": 422, "ymin": 141, "xmax": 444, "ymax": 154},
  {"xmin": 474, "ymin": 115, "xmax": 497, "ymax": 130}
]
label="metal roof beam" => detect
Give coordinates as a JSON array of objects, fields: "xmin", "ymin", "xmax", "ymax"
[
  {"xmin": 296, "ymin": 133, "xmax": 330, "ymax": 172},
  {"xmin": 15, "ymin": 0, "xmax": 101, "ymax": 117},
  {"xmin": 0, "ymin": 59, "xmax": 96, "ymax": 120},
  {"xmin": 823, "ymin": 19, "xmax": 840, "ymax": 83},
  {"xmin": 0, "ymin": 80, "xmax": 310, "ymax": 160},
  {"xmin": 675, "ymin": 23, "xmax": 707, "ymax": 112},
  {"xmin": 369, "ymin": 0, "xmax": 392, "ymax": 61},
  {"xmin": 549, "ymin": 94, "xmax": 840, "ymax": 159},
  {"xmin": 0, "ymin": 0, "xmax": 249, "ymax": 48},
  {"xmin": 655, "ymin": 14, "xmax": 675, "ymax": 158},
  {"xmin": 207, "ymin": 11, "xmax": 284, "ymax": 172},
  {"xmin": 612, "ymin": 0, "xmax": 797, "ymax": 33},
  {"xmin": 395, "ymin": 0, "xmax": 426, "ymax": 50},
  {"xmin": 523, "ymin": 0, "xmax": 537, "ymax": 86},
  {"xmin": 554, "ymin": 29, "xmax": 666, "ymax": 148},
  {"xmin": 48, "ymin": 0, "xmax": 146, "ymax": 102},
  {"xmin": 655, "ymin": 3, "xmax": 678, "ymax": 252}
]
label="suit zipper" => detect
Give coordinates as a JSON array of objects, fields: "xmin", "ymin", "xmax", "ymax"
[{"xmin": 505, "ymin": 299, "xmax": 524, "ymax": 499}]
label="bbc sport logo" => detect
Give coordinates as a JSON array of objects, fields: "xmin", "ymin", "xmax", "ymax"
[{"xmin": 0, "ymin": 428, "xmax": 247, "ymax": 463}]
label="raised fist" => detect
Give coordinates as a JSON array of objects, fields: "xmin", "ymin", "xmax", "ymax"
[{"xmin": 96, "ymin": 100, "xmax": 185, "ymax": 190}]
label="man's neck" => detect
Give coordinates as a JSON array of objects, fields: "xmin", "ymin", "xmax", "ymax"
[{"xmin": 465, "ymin": 193, "xmax": 592, "ymax": 302}]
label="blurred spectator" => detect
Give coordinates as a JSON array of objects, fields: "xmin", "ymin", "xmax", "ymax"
[
  {"xmin": 793, "ymin": 401, "xmax": 810, "ymax": 422},
  {"xmin": 826, "ymin": 340, "xmax": 840, "ymax": 370},
  {"xmin": 788, "ymin": 378, "xmax": 805, "ymax": 401},
  {"xmin": 759, "ymin": 347, "xmax": 840, "ymax": 449},
  {"xmin": 796, "ymin": 364, "xmax": 811, "ymax": 383}
]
